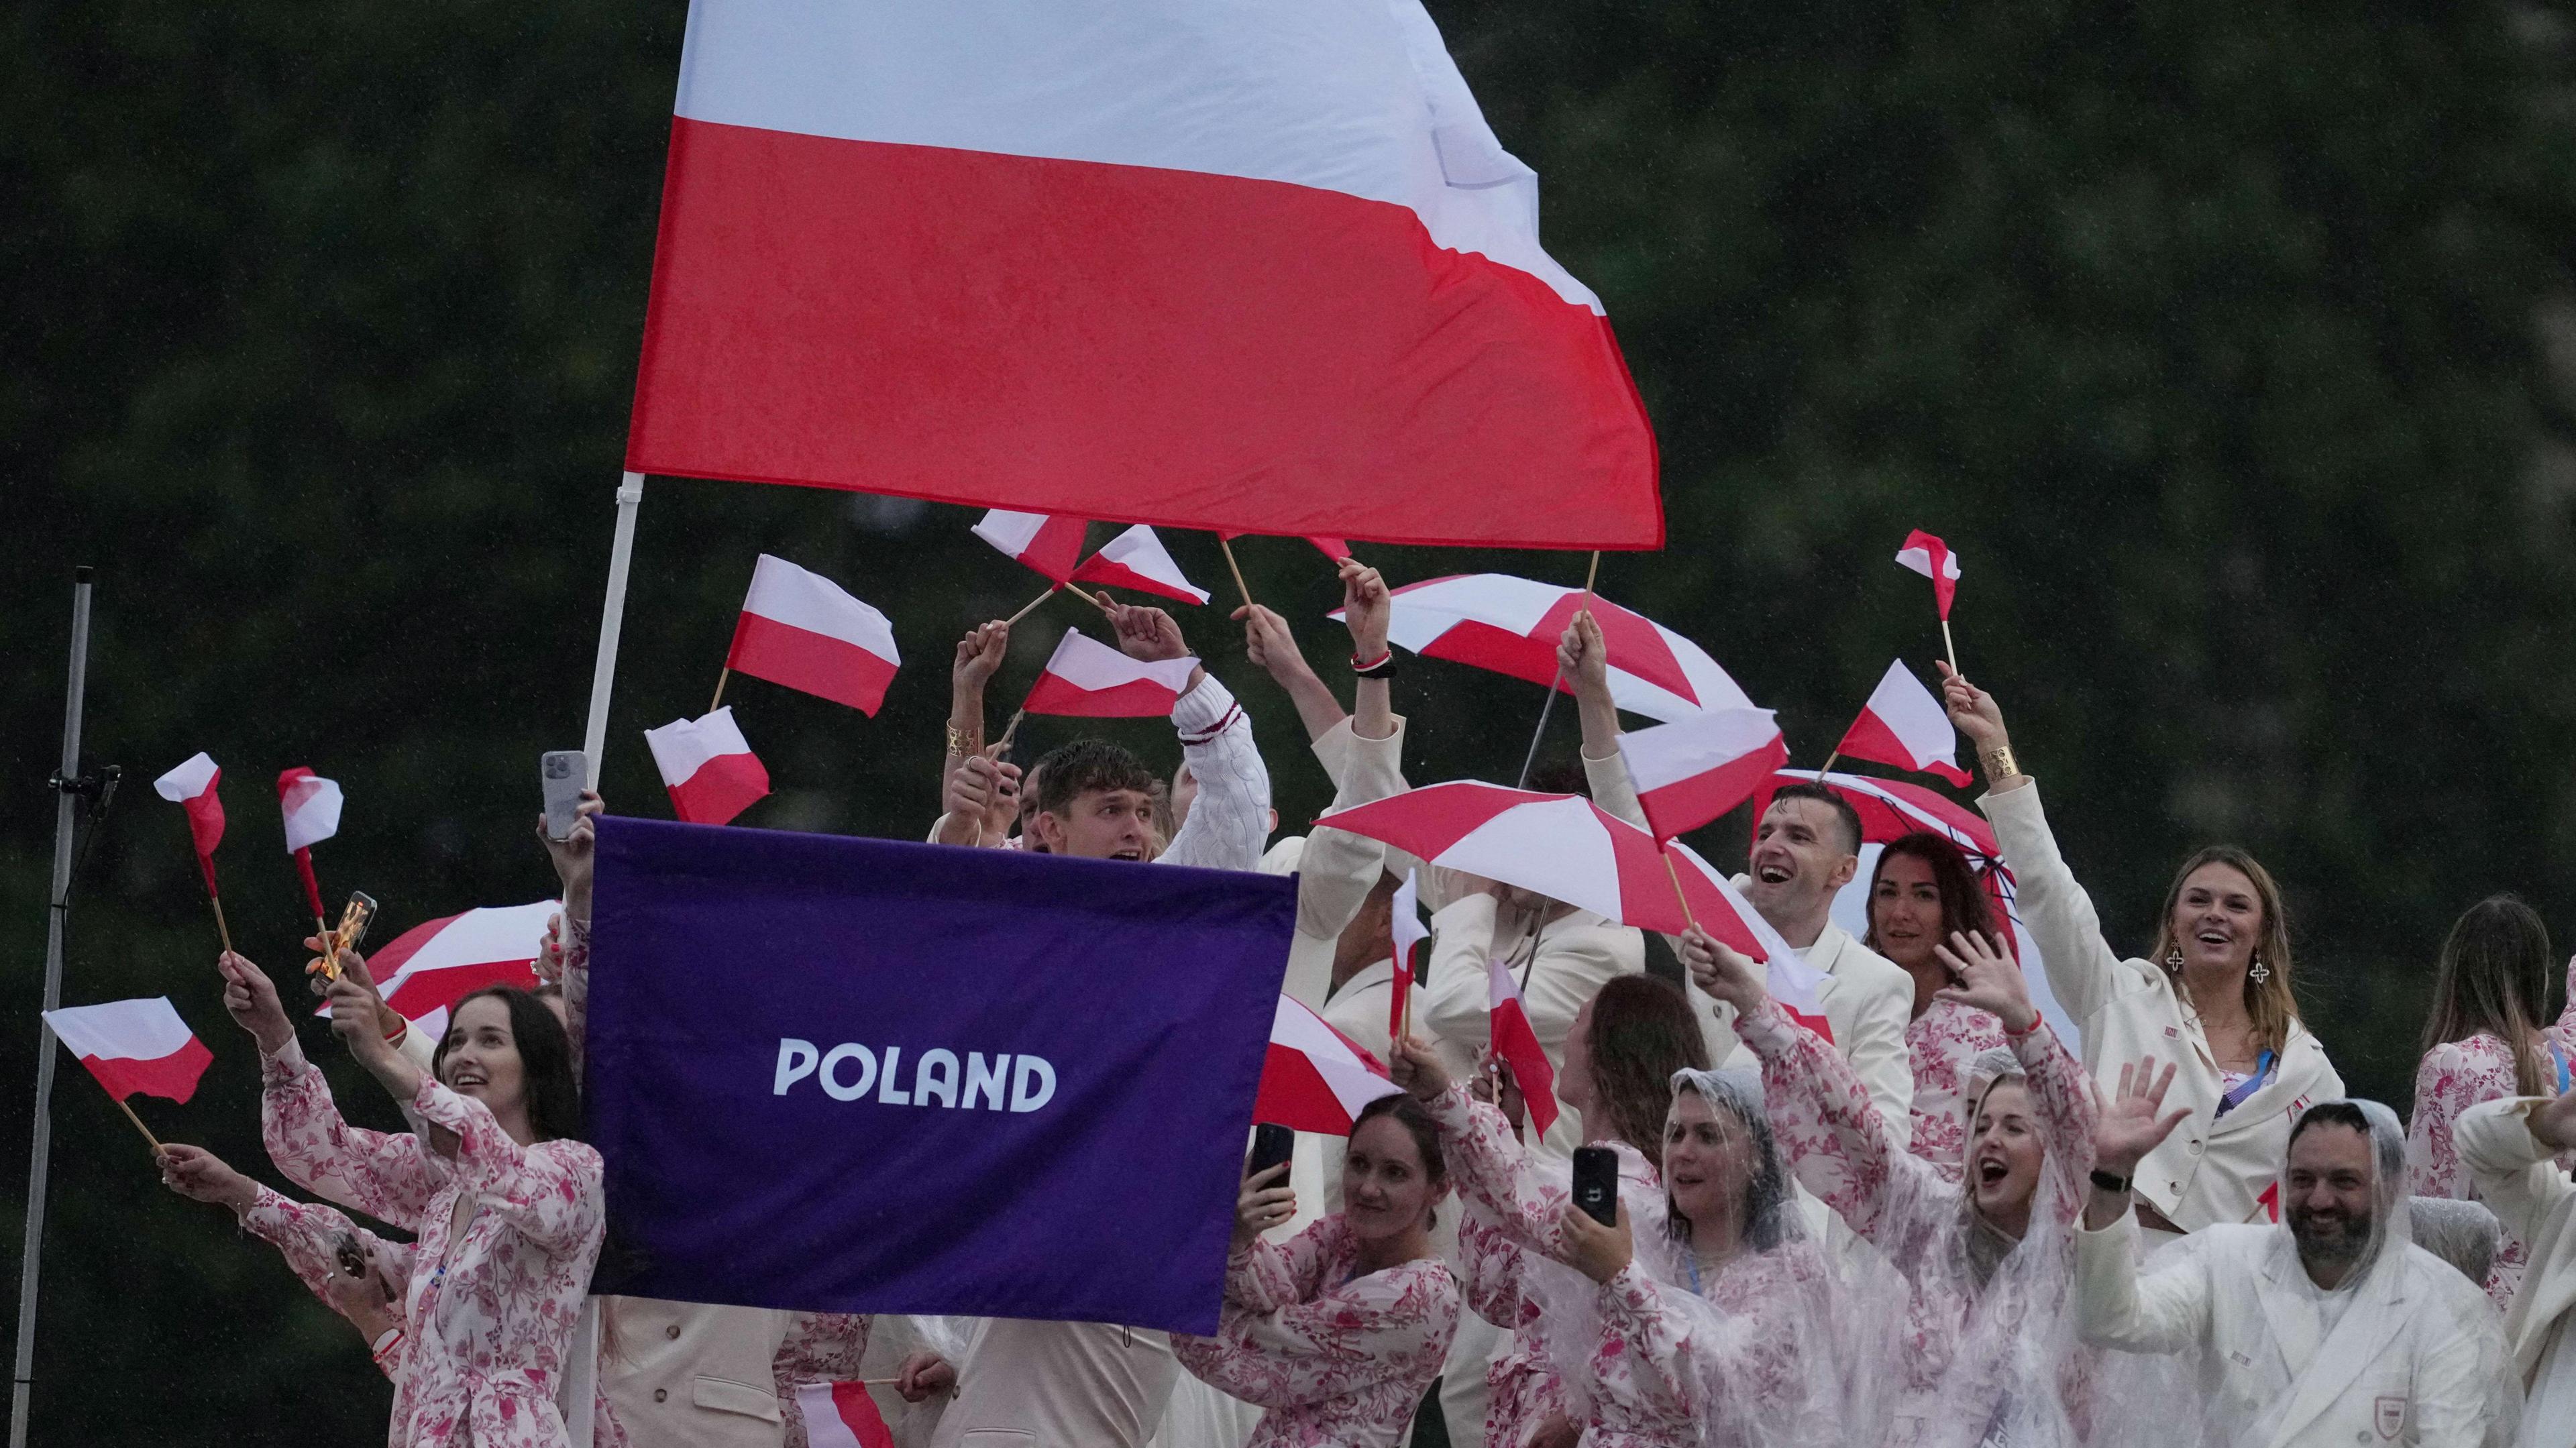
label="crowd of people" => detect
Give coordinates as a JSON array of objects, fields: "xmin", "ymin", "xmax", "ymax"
[{"xmin": 144, "ymin": 557, "xmax": 2576, "ymax": 1447}]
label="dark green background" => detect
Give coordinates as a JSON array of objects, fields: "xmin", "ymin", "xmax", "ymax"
[{"xmin": 8, "ymin": 1, "xmax": 2576, "ymax": 1441}]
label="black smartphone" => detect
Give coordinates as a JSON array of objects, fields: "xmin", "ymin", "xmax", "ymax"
[
  {"xmin": 1246, "ymin": 1123, "xmax": 1295, "ymax": 1182},
  {"xmin": 1572, "ymin": 1146, "xmax": 1619, "ymax": 1226}
]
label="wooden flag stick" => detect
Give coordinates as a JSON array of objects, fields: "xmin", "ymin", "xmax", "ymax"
[
  {"xmin": 1005, "ymin": 583, "xmax": 1061, "ymax": 626},
  {"xmin": 710, "ymin": 667, "xmax": 731, "ymax": 713},
  {"xmin": 209, "ymin": 893, "xmax": 235, "ymax": 955},
  {"xmin": 994, "ymin": 709, "xmax": 1026, "ymax": 757},
  {"xmin": 1940, "ymin": 618, "xmax": 1958, "ymax": 673},
  {"xmin": 1817, "ymin": 751, "xmax": 1839, "ymax": 779},
  {"xmin": 1218, "ymin": 537, "xmax": 1254, "ymax": 609},
  {"xmin": 1515, "ymin": 552, "xmax": 1604, "ymax": 790},
  {"xmin": 110, "ymin": 1093, "xmax": 162, "ymax": 1154},
  {"xmin": 1659, "ymin": 846, "xmax": 1698, "ymax": 930},
  {"xmin": 1579, "ymin": 549, "xmax": 1601, "ymax": 605}
]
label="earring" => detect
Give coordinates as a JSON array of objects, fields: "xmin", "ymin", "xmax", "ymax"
[
  {"xmin": 2248, "ymin": 950, "xmax": 2271, "ymax": 986},
  {"xmin": 2163, "ymin": 945, "xmax": 2184, "ymax": 971}
]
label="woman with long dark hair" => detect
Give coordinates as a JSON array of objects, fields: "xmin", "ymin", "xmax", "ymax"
[
  {"xmin": 1171, "ymin": 1093, "xmax": 1459, "ymax": 1447},
  {"xmin": 220, "ymin": 944, "xmax": 606, "ymax": 1448},
  {"xmin": 1941, "ymin": 667, "xmax": 2343, "ymax": 1241},
  {"xmin": 2408, "ymin": 893, "xmax": 2576, "ymax": 1305},
  {"xmin": 1863, "ymin": 832, "xmax": 2010, "ymax": 1182}
]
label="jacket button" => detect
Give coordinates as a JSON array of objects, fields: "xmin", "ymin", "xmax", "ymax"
[
  {"xmin": 665, "ymin": 1324, "xmax": 681, "ymax": 1339},
  {"xmin": 653, "ymin": 1390, "xmax": 667, "ymax": 1404},
  {"xmin": 2186, "ymin": 1140, "xmax": 2203, "ymax": 1154}
]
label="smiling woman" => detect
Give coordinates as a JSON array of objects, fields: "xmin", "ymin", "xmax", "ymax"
[{"xmin": 1939, "ymin": 666, "xmax": 2345, "ymax": 1239}]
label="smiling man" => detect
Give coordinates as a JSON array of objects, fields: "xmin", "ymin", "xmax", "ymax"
[{"xmin": 2077, "ymin": 1096, "xmax": 2512, "ymax": 1446}]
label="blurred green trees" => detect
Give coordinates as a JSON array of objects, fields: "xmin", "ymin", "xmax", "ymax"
[{"xmin": 5, "ymin": 1, "xmax": 2575, "ymax": 1439}]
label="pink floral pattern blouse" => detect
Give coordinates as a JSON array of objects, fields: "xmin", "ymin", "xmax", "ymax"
[
  {"xmin": 1736, "ymin": 999, "xmax": 2094, "ymax": 1440},
  {"xmin": 1902, "ymin": 997, "xmax": 2010, "ymax": 1185},
  {"xmin": 1172, "ymin": 1214, "xmax": 1459, "ymax": 1448},
  {"xmin": 773, "ymin": 1313, "xmax": 877, "ymax": 1448},
  {"xmin": 261, "ymin": 1040, "xmax": 608, "ymax": 1448},
  {"xmin": 2407, "ymin": 974, "xmax": 2576, "ymax": 1308}
]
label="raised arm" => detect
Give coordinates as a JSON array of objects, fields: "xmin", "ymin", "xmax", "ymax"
[
  {"xmin": 1943, "ymin": 667, "xmax": 2126, "ymax": 1027},
  {"xmin": 2455, "ymin": 1091, "xmax": 2576, "ymax": 1256},
  {"xmin": 219, "ymin": 952, "xmax": 440, "ymax": 1229},
  {"xmin": 1935, "ymin": 930, "xmax": 2096, "ymax": 1220},
  {"xmin": 1175, "ymin": 1252, "xmax": 1457, "ymax": 1411},
  {"xmin": 1563, "ymin": 611, "xmax": 1647, "ymax": 829},
  {"xmin": 1289, "ymin": 563, "xmax": 1405, "ymax": 938},
  {"xmin": 1390, "ymin": 1038, "xmax": 1571, "ymax": 1253},
  {"xmin": 408, "ymin": 1078, "xmax": 603, "ymax": 1256},
  {"xmin": 541, "ymin": 793, "xmax": 604, "ymax": 1069},
  {"xmin": 1099, "ymin": 597, "xmax": 1269, "ymax": 871}
]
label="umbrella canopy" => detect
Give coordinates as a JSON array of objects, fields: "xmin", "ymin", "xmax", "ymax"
[
  {"xmin": 1750, "ymin": 768, "xmax": 2000, "ymax": 860},
  {"xmin": 1334, "ymin": 573, "xmax": 1749, "ymax": 723}
]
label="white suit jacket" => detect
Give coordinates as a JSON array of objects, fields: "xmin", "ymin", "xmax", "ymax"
[
  {"xmin": 1984, "ymin": 783, "xmax": 2343, "ymax": 1229},
  {"xmin": 2075, "ymin": 1214, "xmax": 2506, "ymax": 1447},
  {"xmin": 1273, "ymin": 717, "xmax": 1408, "ymax": 1009},
  {"xmin": 1576, "ymin": 747, "xmax": 1915, "ymax": 1144},
  {"xmin": 2457, "ymin": 1097, "xmax": 2576, "ymax": 1390}
]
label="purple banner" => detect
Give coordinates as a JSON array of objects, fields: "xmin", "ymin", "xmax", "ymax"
[{"xmin": 585, "ymin": 816, "xmax": 1293, "ymax": 1334}]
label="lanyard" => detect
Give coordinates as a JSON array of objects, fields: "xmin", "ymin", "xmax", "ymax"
[
  {"xmin": 2552, "ymin": 1042, "xmax": 2571, "ymax": 1097},
  {"xmin": 2214, "ymin": 1050, "xmax": 2275, "ymax": 1119}
]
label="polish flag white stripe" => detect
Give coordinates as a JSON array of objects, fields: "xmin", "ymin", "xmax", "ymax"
[
  {"xmin": 278, "ymin": 770, "xmax": 344, "ymax": 854},
  {"xmin": 45, "ymin": 998, "xmax": 195, "ymax": 1062},
  {"xmin": 647, "ymin": 708, "xmax": 755, "ymax": 781},
  {"xmin": 1836, "ymin": 661, "xmax": 1972, "ymax": 787},
  {"xmin": 741, "ymin": 555, "xmax": 900, "ymax": 659},
  {"xmin": 1389, "ymin": 871, "xmax": 1428, "ymax": 964},
  {"xmin": 1271, "ymin": 997, "xmax": 1401, "ymax": 1119},
  {"xmin": 1039, "ymin": 632, "xmax": 1200, "ymax": 693},
  {"xmin": 1894, "ymin": 542, "xmax": 1960, "ymax": 581},
  {"xmin": 971, "ymin": 508, "xmax": 1052, "ymax": 557},
  {"xmin": 1069, "ymin": 525, "xmax": 1210, "ymax": 605},
  {"xmin": 154, "ymin": 753, "xmax": 219, "ymax": 801},
  {"xmin": 645, "ymin": 708, "xmax": 771, "ymax": 825},
  {"xmin": 794, "ymin": 1382, "xmax": 893, "ymax": 1448}
]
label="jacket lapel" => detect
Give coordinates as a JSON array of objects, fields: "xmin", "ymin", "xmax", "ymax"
[
  {"xmin": 2262, "ymin": 1248, "xmax": 2412, "ymax": 1448},
  {"xmin": 2208, "ymin": 1030, "xmax": 2331, "ymax": 1142}
]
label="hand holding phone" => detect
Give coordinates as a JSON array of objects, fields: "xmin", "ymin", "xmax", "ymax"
[
  {"xmin": 1572, "ymin": 1146, "xmax": 1618, "ymax": 1227},
  {"xmin": 541, "ymin": 752, "xmax": 587, "ymax": 841},
  {"xmin": 1246, "ymin": 1123, "xmax": 1295, "ymax": 1184}
]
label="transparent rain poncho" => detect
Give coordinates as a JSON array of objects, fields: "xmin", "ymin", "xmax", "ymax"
[{"xmin": 1509, "ymin": 1066, "xmax": 1851, "ymax": 1448}]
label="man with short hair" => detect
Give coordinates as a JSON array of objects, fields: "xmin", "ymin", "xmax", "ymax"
[
  {"xmin": 928, "ymin": 595, "xmax": 1272, "ymax": 1448},
  {"xmin": 2078, "ymin": 1086, "xmax": 2512, "ymax": 1446},
  {"xmin": 1558, "ymin": 614, "xmax": 1915, "ymax": 1141}
]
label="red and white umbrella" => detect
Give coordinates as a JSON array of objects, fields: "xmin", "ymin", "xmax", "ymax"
[
  {"xmin": 1332, "ymin": 573, "xmax": 1748, "ymax": 724},
  {"xmin": 315, "ymin": 901, "xmax": 558, "ymax": 1036},
  {"xmin": 1317, "ymin": 782, "xmax": 1774, "ymax": 952},
  {"xmin": 1749, "ymin": 769, "xmax": 1998, "ymax": 860}
]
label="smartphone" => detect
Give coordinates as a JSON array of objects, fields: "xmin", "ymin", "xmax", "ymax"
[
  {"xmin": 541, "ymin": 751, "xmax": 588, "ymax": 841},
  {"xmin": 1246, "ymin": 1123, "xmax": 1295, "ymax": 1183},
  {"xmin": 333, "ymin": 1233, "xmax": 369, "ymax": 1279},
  {"xmin": 1572, "ymin": 1146, "xmax": 1619, "ymax": 1227}
]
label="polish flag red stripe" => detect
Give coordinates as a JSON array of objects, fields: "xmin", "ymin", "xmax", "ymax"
[
  {"xmin": 316, "ymin": 901, "xmax": 557, "ymax": 1024},
  {"xmin": 625, "ymin": 1, "xmax": 1658, "ymax": 549},
  {"xmin": 44, "ymin": 998, "xmax": 214, "ymax": 1104},
  {"xmin": 1895, "ymin": 530, "xmax": 1962, "ymax": 618},
  {"xmin": 796, "ymin": 1382, "xmax": 896, "ymax": 1448},
  {"xmin": 645, "ymin": 708, "xmax": 771, "ymax": 826},
  {"xmin": 973, "ymin": 510, "xmax": 1092, "ymax": 585},
  {"xmin": 153, "ymin": 753, "xmax": 225, "ymax": 896},
  {"xmin": 1256, "ymin": 996, "xmax": 1399, "ymax": 1134}
]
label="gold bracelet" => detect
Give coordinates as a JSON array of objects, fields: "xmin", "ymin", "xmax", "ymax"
[
  {"xmin": 945, "ymin": 723, "xmax": 979, "ymax": 756},
  {"xmin": 1982, "ymin": 745, "xmax": 2021, "ymax": 781}
]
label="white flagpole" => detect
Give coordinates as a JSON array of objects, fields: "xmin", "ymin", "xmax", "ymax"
[{"xmin": 582, "ymin": 473, "xmax": 647, "ymax": 789}]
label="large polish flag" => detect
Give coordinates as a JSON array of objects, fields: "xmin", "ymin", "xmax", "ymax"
[
  {"xmin": 625, "ymin": 0, "xmax": 1658, "ymax": 550},
  {"xmin": 1255, "ymin": 995, "xmax": 1401, "ymax": 1135},
  {"xmin": 1069, "ymin": 526, "xmax": 1210, "ymax": 606},
  {"xmin": 1022, "ymin": 630, "xmax": 1200, "ymax": 718},
  {"xmin": 1834, "ymin": 661, "xmax": 1972, "ymax": 787},
  {"xmin": 1621, "ymin": 708, "xmax": 1786, "ymax": 840},
  {"xmin": 44, "ymin": 998, "xmax": 213, "ymax": 1103},
  {"xmin": 726, "ymin": 555, "xmax": 902, "ymax": 716},
  {"xmin": 645, "ymin": 708, "xmax": 772, "ymax": 825},
  {"xmin": 793, "ymin": 1382, "xmax": 896, "ymax": 1448}
]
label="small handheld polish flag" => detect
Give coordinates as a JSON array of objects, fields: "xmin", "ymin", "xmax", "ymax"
[
  {"xmin": 973, "ymin": 509, "xmax": 1091, "ymax": 585},
  {"xmin": 1256, "ymin": 995, "xmax": 1402, "ymax": 1134},
  {"xmin": 793, "ymin": 1382, "xmax": 896, "ymax": 1448},
  {"xmin": 44, "ymin": 997, "xmax": 213, "ymax": 1104},
  {"xmin": 1069, "ymin": 525, "xmax": 1210, "ymax": 605},
  {"xmin": 1489, "ymin": 955, "xmax": 1560, "ymax": 1138},
  {"xmin": 645, "ymin": 708, "xmax": 771, "ymax": 826},
  {"xmin": 154, "ymin": 753, "xmax": 225, "ymax": 899},
  {"xmin": 1833, "ymin": 661, "xmax": 1972, "ymax": 787},
  {"xmin": 1619, "ymin": 708, "xmax": 1786, "ymax": 840},
  {"xmin": 1894, "ymin": 530, "xmax": 1962, "ymax": 619},
  {"xmin": 726, "ymin": 555, "xmax": 903, "ymax": 716},
  {"xmin": 276, "ymin": 767, "xmax": 343, "ymax": 922},
  {"xmin": 1388, "ymin": 871, "xmax": 1428, "ymax": 1043},
  {"xmin": 1021, "ymin": 630, "xmax": 1201, "ymax": 718}
]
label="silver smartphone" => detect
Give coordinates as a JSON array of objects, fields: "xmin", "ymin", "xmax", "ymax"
[{"xmin": 541, "ymin": 751, "xmax": 588, "ymax": 840}]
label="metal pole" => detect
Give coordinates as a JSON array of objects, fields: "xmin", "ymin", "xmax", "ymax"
[
  {"xmin": 582, "ymin": 471, "xmax": 646, "ymax": 790},
  {"xmin": 11, "ymin": 567, "xmax": 94, "ymax": 1448}
]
